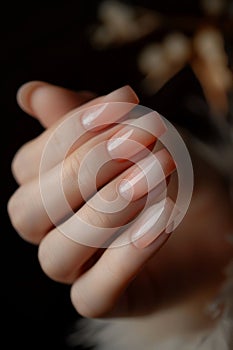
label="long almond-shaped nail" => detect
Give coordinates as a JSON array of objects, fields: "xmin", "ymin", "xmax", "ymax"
[
  {"xmin": 131, "ymin": 197, "xmax": 175, "ymax": 248},
  {"xmin": 81, "ymin": 85, "xmax": 139, "ymax": 131},
  {"xmin": 118, "ymin": 149, "xmax": 176, "ymax": 201},
  {"xmin": 106, "ymin": 112, "xmax": 167, "ymax": 161}
]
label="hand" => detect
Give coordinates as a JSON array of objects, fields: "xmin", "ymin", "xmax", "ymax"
[{"xmin": 8, "ymin": 82, "xmax": 233, "ymax": 324}]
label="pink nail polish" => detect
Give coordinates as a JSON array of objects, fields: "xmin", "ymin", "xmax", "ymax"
[
  {"xmin": 81, "ymin": 85, "xmax": 139, "ymax": 131},
  {"xmin": 107, "ymin": 128, "xmax": 134, "ymax": 155},
  {"xmin": 119, "ymin": 177, "xmax": 166, "ymax": 202},
  {"xmin": 81, "ymin": 103, "xmax": 108, "ymax": 130},
  {"xmin": 107, "ymin": 112, "xmax": 167, "ymax": 161},
  {"xmin": 118, "ymin": 149, "xmax": 175, "ymax": 201},
  {"xmin": 131, "ymin": 197, "xmax": 175, "ymax": 249},
  {"xmin": 118, "ymin": 179, "xmax": 134, "ymax": 201}
]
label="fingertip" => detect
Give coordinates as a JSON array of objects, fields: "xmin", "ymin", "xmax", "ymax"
[
  {"xmin": 16, "ymin": 81, "xmax": 49, "ymax": 116},
  {"xmin": 16, "ymin": 81, "xmax": 97, "ymax": 128}
]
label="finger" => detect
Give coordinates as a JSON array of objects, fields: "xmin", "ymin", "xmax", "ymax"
[
  {"xmin": 70, "ymin": 197, "xmax": 175, "ymax": 318},
  {"xmin": 37, "ymin": 177, "xmax": 148, "ymax": 283},
  {"xmin": 12, "ymin": 85, "xmax": 139, "ymax": 184},
  {"xmin": 8, "ymin": 119, "xmax": 174, "ymax": 245},
  {"xmin": 118, "ymin": 149, "xmax": 176, "ymax": 201},
  {"xmin": 17, "ymin": 81, "xmax": 96, "ymax": 128},
  {"xmin": 106, "ymin": 111, "xmax": 166, "ymax": 162},
  {"xmin": 36, "ymin": 150, "xmax": 175, "ymax": 284}
]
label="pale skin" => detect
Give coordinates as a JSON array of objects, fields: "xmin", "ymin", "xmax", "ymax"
[{"xmin": 7, "ymin": 81, "xmax": 233, "ymax": 327}]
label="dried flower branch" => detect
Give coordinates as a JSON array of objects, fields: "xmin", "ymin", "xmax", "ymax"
[
  {"xmin": 76, "ymin": 2, "xmax": 233, "ymax": 349},
  {"xmin": 89, "ymin": 0, "xmax": 161, "ymax": 48}
]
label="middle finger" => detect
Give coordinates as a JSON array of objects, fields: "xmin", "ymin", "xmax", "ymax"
[
  {"xmin": 8, "ymin": 113, "xmax": 168, "ymax": 243},
  {"xmin": 38, "ymin": 152, "xmax": 175, "ymax": 284}
]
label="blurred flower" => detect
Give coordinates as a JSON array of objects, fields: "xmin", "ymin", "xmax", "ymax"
[
  {"xmin": 138, "ymin": 32, "xmax": 192, "ymax": 94},
  {"xmin": 90, "ymin": 0, "xmax": 161, "ymax": 48},
  {"xmin": 201, "ymin": 0, "xmax": 227, "ymax": 16},
  {"xmin": 84, "ymin": 1, "xmax": 233, "ymax": 349}
]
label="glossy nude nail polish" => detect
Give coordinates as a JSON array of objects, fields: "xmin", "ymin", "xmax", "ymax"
[
  {"xmin": 106, "ymin": 111, "xmax": 167, "ymax": 161},
  {"xmin": 81, "ymin": 86, "xmax": 139, "ymax": 131},
  {"xmin": 118, "ymin": 149, "xmax": 176, "ymax": 201},
  {"xmin": 131, "ymin": 197, "xmax": 175, "ymax": 248}
]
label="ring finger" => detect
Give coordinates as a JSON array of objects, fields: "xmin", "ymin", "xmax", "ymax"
[
  {"xmin": 8, "ymin": 113, "xmax": 170, "ymax": 243},
  {"xmin": 37, "ymin": 148, "xmax": 176, "ymax": 284}
]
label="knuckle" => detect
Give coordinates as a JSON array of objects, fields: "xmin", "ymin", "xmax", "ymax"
[
  {"xmin": 7, "ymin": 191, "xmax": 21, "ymax": 230},
  {"xmin": 103, "ymin": 256, "xmax": 122, "ymax": 283},
  {"xmin": 38, "ymin": 238, "xmax": 59, "ymax": 281},
  {"xmin": 11, "ymin": 141, "xmax": 36, "ymax": 185},
  {"xmin": 64, "ymin": 147, "xmax": 95, "ymax": 196},
  {"xmin": 12, "ymin": 148, "xmax": 27, "ymax": 185},
  {"xmin": 66, "ymin": 151, "xmax": 81, "ymax": 179},
  {"xmin": 7, "ymin": 188, "xmax": 29, "ymax": 240},
  {"xmin": 7, "ymin": 186, "xmax": 42, "ymax": 244},
  {"xmin": 38, "ymin": 236, "xmax": 73, "ymax": 284},
  {"xmin": 81, "ymin": 204, "xmax": 112, "ymax": 229},
  {"xmin": 62, "ymin": 150, "xmax": 83, "ymax": 190}
]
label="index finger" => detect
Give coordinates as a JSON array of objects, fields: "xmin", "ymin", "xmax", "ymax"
[{"xmin": 12, "ymin": 85, "xmax": 139, "ymax": 184}]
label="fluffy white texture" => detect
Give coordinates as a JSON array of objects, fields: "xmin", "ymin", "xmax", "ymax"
[{"xmin": 68, "ymin": 259, "xmax": 233, "ymax": 350}]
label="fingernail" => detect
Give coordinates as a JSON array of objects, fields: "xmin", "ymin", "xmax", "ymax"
[
  {"xmin": 131, "ymin": 197, "xmax": 175, "ymax": 248},
  {"xmin": 119, "ymin": 177, "xmax": 166, "ymax": 202},
  {"xmin": 118, "ymin": 149, "xmax": 176, "ymax": 201},
  {"xmin": 16, "ymin": 81, "xmax": 48, "ymax": 115},
  {"xmin": 106, "ymin": 111, "xmax": 166, "ymax": 161},
  {"xmin": 81, "ymin": 103, "xmax": 109, "ymax": 130},
  {"xmin": 165, "ymin": 203, "xmax": 181, "ymax": 234},
  {"xmin": 81, "ymin": 85, "xmax": 139, "ymax": 131},
  {"xmin": 104, "ymin": 85, "xmax": 139, "ymax": 104}
]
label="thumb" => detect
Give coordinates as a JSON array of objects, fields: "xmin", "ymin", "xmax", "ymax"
[{"xmin": 16, "ymin": 81, "xmax": 96, "ymax": 128}]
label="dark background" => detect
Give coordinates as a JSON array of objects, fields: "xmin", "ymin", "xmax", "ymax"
[
  {"xmin": 1, "ymin": 2, "xmax": 147, "ymax": 349},
  {"xmin": 1, "ymin": 1, "xmax": 228, "ymax": 349}
]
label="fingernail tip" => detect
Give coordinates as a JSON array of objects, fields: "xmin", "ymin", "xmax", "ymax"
[
  {"xmin": 108, "ymin": 85, "xmax": 139, "ymax": 104},
  {"xmin": 124, "ymin": 85, "xmax": 140, "ymax": 104}
]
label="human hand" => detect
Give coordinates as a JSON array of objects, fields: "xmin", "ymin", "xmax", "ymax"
[{"xmin": 8, "ymin": 81, "xmax": 233, "ymax": 323}]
